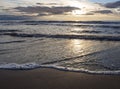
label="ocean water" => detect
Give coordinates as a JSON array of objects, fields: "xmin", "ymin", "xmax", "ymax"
[{"xmin": 0, "ymin": 20, "xmax": 120, "ymax": 74}]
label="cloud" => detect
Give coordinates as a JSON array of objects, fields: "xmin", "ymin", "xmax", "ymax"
[
  {"xmin": 117, "ymin": 8, "xmax": 120, "ymax": 11},
  {"xmin": 36, "ymin": 3, "xmax": 62, "ymax": 6},
  {"xmin": 92, "ymin": 10, "xmax": 113, "ymax": 14},
  {"xmin": 83, "ymin": 10, "xmax": 113, "ymax": 15},
  {"xmin": 0, "ymin": 0, "xmax": 119, "ymax": 21},
  {"xmin": 0, "ymin": 15, "xmax": 31, "ymax": 20},
  {"xmin": 36, "ymin": 3, "xmax": 56, "ymax": 5},
  {"xmin": 84, "ymin": 12, "xmax": 94, "ymax": 15},
  {"xmin": 105, "ymin": 1, "xmax": 120, "ymax": 8},
  {"xmin": 0, "ymin": 6, "xmax": 3, "ymax": 8},
  {"xmin": 15, "ymin": 6, "xmax": 80, "ymax": 16}
]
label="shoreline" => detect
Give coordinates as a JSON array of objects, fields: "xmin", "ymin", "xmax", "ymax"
[{"xmin": 0, "ymin": 68, "xmax": 120, "ymax": 89}]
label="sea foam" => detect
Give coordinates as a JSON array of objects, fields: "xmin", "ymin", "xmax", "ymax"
[{"xmin": 0, "ymin": 62, "xmax": 120, "ymax": 75}]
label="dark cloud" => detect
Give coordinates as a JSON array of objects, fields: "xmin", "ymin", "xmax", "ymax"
[
  {"xmin": 83, "ymin": 10, "xmax": 113, "ymax": 15},
  {"xmin": 0, "ymin": 15, "xmax": 31, "ymax": 20},
  {"xmin": 105, "ymin": 1, "xmax": 120, "ymax": 8},
  {"xmin": 84, "ymin": 12, "xmax": 94, "ymax": 15},
  {"xmin": 36, "ymin": 3, "xmax": 61, "ymax": 6},
  {"xmin": 92, "ymin": 10, "xmax": 113, "ymax": 14},
  {"xmin": 15, "ymin": 6, "xmax": 80, "ymax": 16}
]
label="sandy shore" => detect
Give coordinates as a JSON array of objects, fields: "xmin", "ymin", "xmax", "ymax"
[{"xmin": 0, "ymin": 68, "xmax": 120, "ymax": 89}]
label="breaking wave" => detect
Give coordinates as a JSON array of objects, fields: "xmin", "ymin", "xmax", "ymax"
[
  {"xmin": 1, "ymin": 33, "xmax": 120, "ymax": 41},
  {"xmin": 0, "ymin": 62, "xmax": 120, "ymax": 75},
  {"xmin": 0, "ymin": 21, "xmax": 120, "ymax": 29}
]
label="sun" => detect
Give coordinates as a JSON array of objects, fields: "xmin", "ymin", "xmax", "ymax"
[{"xmin": 68, "ymin": 1, "xmax": 89, "ymax": 15}]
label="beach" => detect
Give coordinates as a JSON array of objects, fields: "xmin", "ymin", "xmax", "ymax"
[
  {"xmin": 0, "ymin": 21, "xmax": 120, "ymax": 89},
  {"xmin": 0, "ymin": 0, "xmax": 120, "ymax": 88},
  {"xmin": 0, "ymin": 68, "xmax": 120, "ymax": 89}
]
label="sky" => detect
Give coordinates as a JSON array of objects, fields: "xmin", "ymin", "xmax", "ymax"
[
  {"xmin": 90, "ymin": 0, "xmax": 118, "ymax": 3},
  {"xmin": 0, "ymin": 0, "xmax": 120, "ymax": 21}
]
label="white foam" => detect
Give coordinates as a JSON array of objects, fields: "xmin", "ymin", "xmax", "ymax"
[
  {"xmin": 0, "ymin": 62, "xmax": 40, "ymax": 69},
  {"xmin": 41, "ymin": 64, "xmax": 120, "ymax": 75},
  {"xmin": 0, "ymin": 62, "xmax": 120, "ymax": 75}
]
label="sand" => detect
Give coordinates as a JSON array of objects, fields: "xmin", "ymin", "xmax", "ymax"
[{"xmin": 0, "ymin": 68, "xmax": 120, "ymax": 89}]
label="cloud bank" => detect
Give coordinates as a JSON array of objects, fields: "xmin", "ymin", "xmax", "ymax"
[
  {"xmin": 105, "ymin": 1, "xmax": 120, "ymax": 8},
  {"xmin": 0, "ymin": 15, "xmax": 31, "ymax": 20},
  {"xmin": 0, "ymin": 0, "xmax": 120, "ymax": 20},
  {"xmin": 92, "ymin": 10, "xmax": 113, "ymax": 14},
  {"xmin": 15, "ymin": 6, "xmax": 80, "ymax": 16}
]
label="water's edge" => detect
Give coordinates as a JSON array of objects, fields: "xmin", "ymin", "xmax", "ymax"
[{"xmin": 0, "ymin": 62, "xmax": 120, "ymax": 75}]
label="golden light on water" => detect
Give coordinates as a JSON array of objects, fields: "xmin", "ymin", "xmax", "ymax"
[
  {"xmin": 68, "ymin": 27, "xmax": 84, "ymax": 54},
  {"xmin": 72, "ymin": 40, "xmax": 82, "ymax": 52},
  {"xmin": 67, "ymin": 28, "xmax": 93, "ymax": 56},
  {"xmin": 68, "ymin": 39, "xmax": 84, "ymax": 55}
]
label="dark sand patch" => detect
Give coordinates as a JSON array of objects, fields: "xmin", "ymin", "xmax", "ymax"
[{"xmin": 0, "ymin": 68, "xmax": 120, "ymax": 89}]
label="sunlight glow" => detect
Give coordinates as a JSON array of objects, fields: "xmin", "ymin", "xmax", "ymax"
[
  {"xmin": 1, "ymin": 0, "xmax": 118, "ymax": 21},
  {"xmin": 72, "ymin": 10, "xmax": 86, "ymax": 15},
  {"xmin": 69, "ymin": 39, "xmax": 84, "ymax": 55}
]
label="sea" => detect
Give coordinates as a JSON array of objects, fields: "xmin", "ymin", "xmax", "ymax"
[{"xmin": 0, "ymin": 20, "xmax": 120, "ymax": 75}]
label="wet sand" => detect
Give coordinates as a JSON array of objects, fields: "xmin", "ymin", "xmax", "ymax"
[{"xmin": 0, "ymin": 68, "xmax": 120, "ymax": 89}]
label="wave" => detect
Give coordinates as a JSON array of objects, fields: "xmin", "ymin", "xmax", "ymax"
[
  {"xmin": 18, "ymin": 21, "xmax": 120, "ymax": 24},
  {"xmin": 0, "ymin": 40, "xmax": 25, "ymax": 44},
  {"xmin": 20, "ymin": 21, "xmax": 120, "ymax": 29},
  {"xmin": 71, "ymin": 30, "xmax": 102, "ymax": 34},
  {"xmin": 74, "ymin": 25, "xmax": 120, "ymax": 29},
  {"xmin": 0, "ymin": 30, "xmax": 21, "ymax": 33},
  {"xmin": 1, "ymin": 33, "xmax": 120, "ymax": 41},
  {"xmin": 0, "ymin": 62, "xmax": 120, "ymax": 75},
  {"xmin": 71, "ymin": 30, "xmax": 120, "ymax": 34},
  {"xmin": 2, "ymin": 20, "xmax": 118, "ymax": 24},
  {"xmin": 0, "ymin": 63, "xmax": 40, "ymax": 70},
  {"xmin": 1, "ymin": 21, "xmax": 120, "ymax": 29}
]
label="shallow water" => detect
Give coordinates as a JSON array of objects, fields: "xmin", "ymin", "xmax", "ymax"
[{"xmin": 0, "ymin": 20, "xmax": 120, "ymax": 74}]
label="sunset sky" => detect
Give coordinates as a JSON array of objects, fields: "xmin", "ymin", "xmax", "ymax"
[{"xmin": 0, "ymin": 0, "xmax": 120, "ymax": 21}]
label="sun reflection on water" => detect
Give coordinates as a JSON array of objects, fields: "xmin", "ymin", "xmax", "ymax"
[
  {"xmin": 68, "ymin": 39, "xmax": 84, "ymax": 55},
  {"xmin": 70, "ymin": 27, "xmax": 84, "ymax": 35}
]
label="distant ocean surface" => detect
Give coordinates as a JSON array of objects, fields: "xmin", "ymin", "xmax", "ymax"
[{"xmin": 0, "ymin": 20, "xmax": 120, "ymax": 75}]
